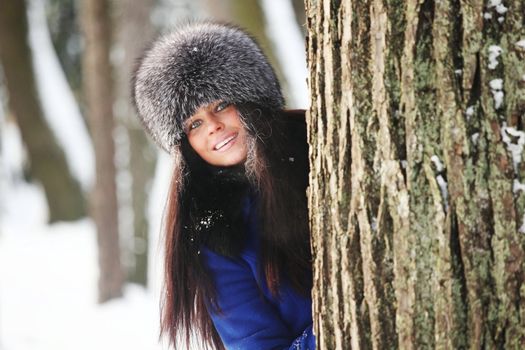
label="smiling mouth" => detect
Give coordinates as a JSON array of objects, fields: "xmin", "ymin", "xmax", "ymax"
[{"xmin": 214, "ymin": 134, "xmax": 237, "ymax": 151}]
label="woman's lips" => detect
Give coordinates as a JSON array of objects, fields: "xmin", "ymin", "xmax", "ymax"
[{"xmin": 213, "ymin": 133, "xmax": 238, "ymax": 152}]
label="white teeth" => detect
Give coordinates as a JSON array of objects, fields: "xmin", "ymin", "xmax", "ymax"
[{"xmin": 215, "ymin": 135, "xmax": 235, "ymax": 150}]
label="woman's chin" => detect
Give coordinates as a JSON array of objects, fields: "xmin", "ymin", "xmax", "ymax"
[{"xmin": 207, "ymin": 143, "xmax": 248, "ymax": 167}]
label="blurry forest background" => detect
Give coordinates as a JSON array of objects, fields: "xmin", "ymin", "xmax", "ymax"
[{"xmin": 0, "ymin": 0, "xmax": 308, "ymax": 349}]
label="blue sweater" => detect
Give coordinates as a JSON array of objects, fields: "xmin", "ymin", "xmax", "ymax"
[{"xmin": 201, "ymin": 196, "xmax": 315, "ymax": 350}]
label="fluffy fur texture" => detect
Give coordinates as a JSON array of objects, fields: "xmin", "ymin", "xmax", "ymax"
[{"xmin": 132, "ymin": 21, "xmax": 285, "ymax": 153}]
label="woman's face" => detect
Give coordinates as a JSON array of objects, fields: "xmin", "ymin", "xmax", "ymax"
[{"xmin": 184, "ymin": 101, "xmax": 248, "ymax": 167}]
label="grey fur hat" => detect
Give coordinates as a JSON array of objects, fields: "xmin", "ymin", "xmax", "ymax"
[{"xmin": 132, "ymin": 21, "xmax": 285, "ymax": 153}]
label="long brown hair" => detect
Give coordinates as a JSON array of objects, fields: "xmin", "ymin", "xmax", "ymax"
[{"xmin": 160, "ymin": 104, "xmax": 311, "ymax": 349}]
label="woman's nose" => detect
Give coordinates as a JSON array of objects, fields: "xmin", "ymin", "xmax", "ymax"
[{"xmin": 207, "ymin": 115, "xmax": 224, "ymax": 134}]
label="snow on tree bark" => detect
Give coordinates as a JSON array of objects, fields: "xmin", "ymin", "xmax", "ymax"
[{"xmin": 305, "ymin": 0, "xmax": 525, "ymax": 348}]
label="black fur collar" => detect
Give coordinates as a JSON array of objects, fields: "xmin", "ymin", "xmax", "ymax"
[{"xmin": 180, "ymin": 138, "xmax": 251, "ymax": 257}]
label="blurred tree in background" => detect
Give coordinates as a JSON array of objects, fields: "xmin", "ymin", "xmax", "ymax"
[
  {"xmin": 46, "ymin": 0, "xmax": 83, "ymax": 97},
  {"xmin": 0, "ymin": 0, "xmax": 85, "ymax": 223},
  {"xmin": 113, "ymin": 0, "xmax": 157, "ymax": 287},
  {"xmin": 80, "ymin": 0, "xmax": 124, "ymax": 302}
]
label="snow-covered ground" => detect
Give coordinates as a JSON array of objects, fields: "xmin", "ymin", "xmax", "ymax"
[{"xmin": 0, "ymin": 183, "xmax": 167, "ymax": 350}]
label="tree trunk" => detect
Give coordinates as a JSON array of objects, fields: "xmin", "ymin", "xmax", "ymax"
[
  {"xmin": 113, "ymin": 0, "xmax": 156, "ymax": 287},
  {"xmin": 0, "ymin": 0, "xmax": 85, "ymax": 223},
  {"xmin": 80, "ymin": 0, "xmax": 124, "ymax": 302},
  {"xmin": 306, "ymin": 0, "xmax": 525, "ymax": 349}
]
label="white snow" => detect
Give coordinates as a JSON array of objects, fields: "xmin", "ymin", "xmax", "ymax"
[
  {"xmin": 430, "ymin": 155, "xmax": 444, "ymax": 173},
  {"xmin": 27, "ymin": 0, "xmax": 95, "ymax": 190},
  {"xmin": 495, "ymin": 4, "xmax": 508, "ymax": 14},
  {"xmin": 516, "ymin": 40, "xmax": 525, "ymax": 49},
  {"xmin": 498, "ymin": 17, "xmax": 505, "ymax": 23},
  {"xmin": 260, "ymin": 0, "xmax": 309, "ymax": 108},
  {"xmin": 484, "ymin": 12, "xmax": 493, "ymax": 19},
  {"xmin": 488, "ymin": 45, "xmax": 502, "ymax": 70},
  {"xmin": 487, "ymin": 0, "xmax": 502, "ymax": 7},
  {"xmin": 489, "ymin": 78, "xmax": 503, "ymax": 90},
  {"xmin": 489, "ymin": 79, "xmax": 504, "ymax": 110},
  {"xmin": 465, "ymin": 106, "xmax": 475, "ymax": 118},
  {"xmin": 501, "ymin": 122, "xmax": 525, "ymax": 173},
  {"xmin": 513, "ymin": 179, "xmax": 525, "ymax": 194},
  {"xmin": 0, "ymin": 184, "xmax": 166, "ymax": 350},
  {"xmin": 436, "ymin": 174, "xmax": 449, "ymax": 211},
  {"xmin": 493, "ymin": 91, "xmax": 504, "ymax": 109},
  {"xmin": 0, "ymin": 1, "xmax": 171, "ymax": 344},
  {"xmin": 471, "ymin": 132, "xmax": 480, "ymax": 145},
  {"xmin": 429, "ymin": 156, "xmax": 448, "ymax": 210},
  {"xmin": 0, "ymin": 114, "xmax": 174, "ymax": 350}
]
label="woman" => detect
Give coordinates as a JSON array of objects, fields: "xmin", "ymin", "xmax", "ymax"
[{"xmin": 132, "ymin": 21, "xmax": 315, "ymax": 349}]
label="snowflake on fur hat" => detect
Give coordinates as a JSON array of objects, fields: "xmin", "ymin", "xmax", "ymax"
[{"xmin": 132, "ymin": 21, "xmax": 285, "ymax": 154}]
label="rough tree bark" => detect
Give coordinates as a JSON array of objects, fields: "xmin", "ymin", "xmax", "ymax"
[
  {"xmin": 305, "ymin": 0, "xmax": 525, "ymax": 349},
  {"xmin": 80, "ymin": 0, "xmax": 124, "ymax": 302},
  {"xmin": 0, "ymin": 0, "xmax": 85, "ymax": 223}
]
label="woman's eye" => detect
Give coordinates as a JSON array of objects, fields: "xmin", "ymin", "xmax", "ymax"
[
  {"xmin": 215, "ymin": 101, "xmax": 231, "ymax": 112},
  {"xmin": 188, "ymin": 120, "xmax": 202, "ymax": 131}
]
